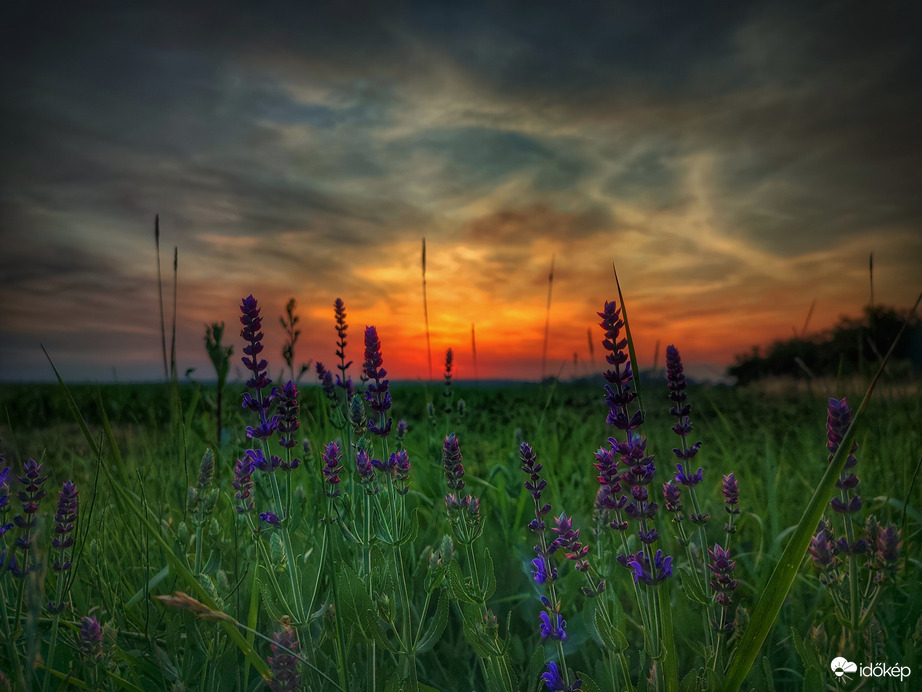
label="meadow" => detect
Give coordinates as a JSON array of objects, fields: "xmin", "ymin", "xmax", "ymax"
[{"xmin": 0, "ymin": 296, "xmax": 919, "ymax": 692}]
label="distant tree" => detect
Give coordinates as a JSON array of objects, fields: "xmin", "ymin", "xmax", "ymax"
[{"xmin": 728, "ymin": 305, "xmax": 920, "ymax": 384}]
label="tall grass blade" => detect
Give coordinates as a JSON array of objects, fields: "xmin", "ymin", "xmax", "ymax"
[
  {"xmin": 612, "ymin": 262, "xmax": 645, "ymax": 416},
  {"xmin": 170, "ymin": 245, "xmax": 178, "ymax": 381},
  {"xmin": 155, "ymin": 215, "xmax": 168, "ymax": 380},
  {"xmin": 471, "ymin": 323, "xmax": 478, "ymax": 383},
  {"xmin": 422, "ymin": 237, "xmax": 432, "ymax": 380},
  {"xmin": 541, "ymin": 253, "xmax": 555, "ymax": 380},
  {"xmin": 724, "ymin": 291, "xmax": 921, "ymax": 691},
  {"xmin": 800, "ymin": 298, "xmax": 816, "ymax": 338}
]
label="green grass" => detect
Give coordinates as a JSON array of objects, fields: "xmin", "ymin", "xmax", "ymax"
[{"xmin": 0, "ymin": 377, "xmax": 919, "ymax": 691}]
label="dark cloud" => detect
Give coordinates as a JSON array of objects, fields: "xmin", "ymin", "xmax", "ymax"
[{"xmin": 1, "ymin": 0, "xmax": 920, "ymax": 380}]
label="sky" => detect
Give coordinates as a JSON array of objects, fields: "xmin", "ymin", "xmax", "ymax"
[{"xmin": 1, "ymin": 0, "xmax": 920, "ymax": 383}]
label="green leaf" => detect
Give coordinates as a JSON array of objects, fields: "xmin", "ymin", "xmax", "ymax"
[
  {"xmin": 415, "ymin": 589, "xmax": 449, "ymax": 654},
  {"xmin": 337, "ymin": 563, "xmax": 397, "ymax": 653},
  {"xmin": 593, "ymin": 607, "xmax": 628, "ymax": 652},
  {"xmin": 446, "ymin": 559, "xmax": 479, "ymax": 604},
  {"xmin": 678, "ymin": 566, "xmax": 709, "ymax": 605},
  {"xmin": 577, "ymin": 671, "xmax": 603, "ymax": 692},
  {"xmin": 481, "ymin": 547, "xmax": 496, "ymax": 600},
  {"xmin": 396, "ymin": 507, "xmax": 420, "ymax": 546},
  {"xmin": 257, "ymin": 575, "xmax": 284, "ymax": 622},
  {"xmin": 790, "ymin": 627, "xmax": 822, "ymax": 674},
  {"xmin": 760, "ymin": 656, "xmax": 775, "ymax": 689}
]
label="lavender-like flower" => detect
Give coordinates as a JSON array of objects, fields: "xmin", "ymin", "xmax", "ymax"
[
  {"xmin": 665, "ymin": 345, "xmax": 702, "ymax": 461},
  {"xmin": 663, "ymin": 481, "xmax": 683, "ymax": 515},
  {"xmin": 598, "ymin": 301, "xmax": 642, "ymax": 433},
  {"xmin": 442, "ymin": 433, "xmax": 465, "ymax": 492},
  {"xmin": 626, "ymin": 549, "xmax": 673, "ymax": 586},
  {"xmin": 334, "ymin": 298, "xmax": 352, "ymax": 381},
  {"xmin": 321, "ymin": 442, "xmax": 343, "ymax": 498},
  {"xmin": 240, "ymin": 296, "xmax": 272, "ymax": 402},
  {"xmin": 594, "ymin": 447, "xmax": 628, "ymax": 531},
  {"xmin": 827, "ymin": 398, "xmax": 862, "ymax": 517},
  {"xmin": 875, "ymin": 524, "xmax": 902, "ymax": 575},
  {"xmin": 541, "ymin": 661, "xmax": 583, "ymax": 691},
  {"xmin": 552, "ymin": 513, "xmax": 590, "ymax": 572},
  {"xmin": 80, "ymin": 616, "xmax": 103, "ymax": 661},
  {"xmin": 707, "ymin": 544, "xmax": 738, "ymax": 606},
  {"xmin": 233, "ymin": 457, "xmax": 255, "ymax": 514},
  {"xmin": 521, "ymin": 443, "xmax": 551, "ymax": 532},
  {"xmin": 268, "ymin": 620, "xmax": 300, "ymax": 691},
  {"xmin": 0, "ymin": 464, "xmax": 12, "ymax": 539},
  {"xmin": 260, "ymin": 512, "xmax": 281, "ymax": 527},
  {"xmin": 275, "ymin": 381, "xmax": 300, "ymax": 454},
  {"xmin": 14, "ymin": 458, "xmax": 47, "ymax": 557},
  {"xmin": 722, "ymin": 473, "xmax": 740, "ymax": 535},
  {"xmin": 539, "ymin": 611, "xmax": 567, "ymax": 640},
  {"xmin": 355, "ymin": 448, "xmax": 377, "ymax": 489},
  {"xmin": 598, "ymin": 300, "xmax": 664, "ymax": 548},
  {"xmin": 809, "ymin": 520, "xmax": 839, "ymax": 583},
  {"xmin": 52, "ymin": 481, "xmax": 78, "ymax": 572},
  {"xmin": 707, "ymin": 543, "xmax": 738, "ymax": 633},
  {"xmin": 363, "ymin": 326, "xmax": 392, "ymax": 438}
]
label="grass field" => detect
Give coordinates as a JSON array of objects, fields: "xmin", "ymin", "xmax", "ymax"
[{"xmin": 1, "ymin": 340, "xmax": 919, "ymax": 690}]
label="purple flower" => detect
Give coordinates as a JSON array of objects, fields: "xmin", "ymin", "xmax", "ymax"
[
  {"xmin": 541, "ymin": 661, "xmax": 567, "ymax": 691},
  {"xmin": 275, "ymin": 381, "xmax": 300, "ymax": 452},
  {"xmin": 268, "ymin": 621, "xmax": 300, "ymax": 691},
  {"xmin": 520, "ymin": 443, "xmax": 548, "ymax": 504},
  {"xmin": 532, "ymin": 556, "xmax": 550, "ymax": 584},
  {"xmin": 876, "ymin": 524, "xmax": 902, "ymax": 570},
  {"xmin": 355, "ymin": 448, "xmax": 376, "ymax": 486},
  {"xmin": 675, "ymin": 464, "xmax": 703, "ymax": 488},
  {"xmin": 663, "ymin": 481, "xmax": 683, "ymax": 514},
  {"xmin": 598, "ymin": 301, "xmax": 641, "ymax": 433},
  {"xmin": 666, "ymin": 345, "xmax": 702, "ymax": 461},
  {"xmin": 260, "ymin": 512, "xmax": 281, "ymax": 527},
  {"xmin": 707, "ymin": 544, "xmax": 738, "ymax": 604},
  {"xmin": 552, "ymin": 513, "xmax": 590, "ymax": 570},
  {"xmin": 627, "ymin": 549, "xmax": 673, "ymax": 586},
  {"xmin": 321, "ymin": 442, "xmax": 343, "ymax": 497},
  {"xmin": 233, "ymin": 457, "xmax": 254, "ymax": 514},
  {"xmin": 333, "ymin": 298, "xmax": 352, "ymax": 379},
  {"xmin": 52, "ymin": 481, "xmax": 78, "ymax": 572},
  {"xmin": 391, "ymin": 449, "xmax": 411, "ymax": 493},
  {"xmin": 80, "ymin": 616, "xmax": 103, "ymax": 661},
  {"xmin": 363, "ymin": 326, "xmax": 393, "ymax": 438},
  {"xmin": 539, "ymin": 610, "xmax": 567, "ymax": 640},
  {"xmin": 14, "ymin": 458, "xmax": 47, "ymax": 553},
  {"xmin": 0, "ymin": 465, "xmax": 12, "ymax": 539},
  {"xmin": 240, "ymin": 295, "xmax": 271, "ymax": 393},
  {"xmin": 442, "ymin": 434, "xmax": 465, "ymax": 492}
]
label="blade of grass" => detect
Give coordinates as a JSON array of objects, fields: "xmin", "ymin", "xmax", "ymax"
[
  {"xmin": 155, "ymin": 215, "xmax": 168, "ymax": 380},
  {"xmin": 541, "ymin": 253, "xmax": 555, "ymax": 380},
  {"xmin": 724, "ymin": 291, "xmax": 921, "ymax": 691}
]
